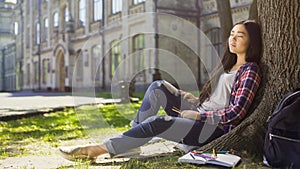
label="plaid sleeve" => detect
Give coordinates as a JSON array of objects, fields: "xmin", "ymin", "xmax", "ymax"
[{"xmin": 200, "ymin": 63, "xmax": 261, "ymax": 125}]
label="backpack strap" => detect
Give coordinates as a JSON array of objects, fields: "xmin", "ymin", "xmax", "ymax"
[{"xmin": 267, "ymin": 90, "xmax": 300, "ymax": 123}]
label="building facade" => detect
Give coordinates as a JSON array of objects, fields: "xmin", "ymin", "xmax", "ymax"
[
  {"xmin": 0, "ymin": 0, "xmax": 17, "ymax": 91},
  {"xmin": 1, "ymin": 0, "xmax": 253, "ymax": 92}
]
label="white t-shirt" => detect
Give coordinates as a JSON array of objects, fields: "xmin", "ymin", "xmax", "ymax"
[{"xmin": 200, "ymin": 70, "xmax": 238, "ymax": 111}]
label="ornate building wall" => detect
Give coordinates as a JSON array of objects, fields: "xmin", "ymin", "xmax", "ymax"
[{"xmin": 0, "ymin": 0, "xmax": 253, "ymax": 92}]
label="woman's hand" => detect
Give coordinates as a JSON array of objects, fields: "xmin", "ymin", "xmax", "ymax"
[
  {"xmin": 180, "ymin": 110, "xmax": 200, "ymax": 121},
  {"xmin": 178, "ymin": 90, "xmax": 199, "ymax": 104}
]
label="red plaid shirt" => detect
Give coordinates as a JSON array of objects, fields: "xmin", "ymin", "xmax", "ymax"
[{"xmin": 199, "ymin": 62, "xmax": 261, "ymax": 133}]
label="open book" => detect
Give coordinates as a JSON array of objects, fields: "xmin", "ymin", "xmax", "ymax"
[{"xmin": 178, "ymin": 151, "xmax": 241, "ymax": 167}]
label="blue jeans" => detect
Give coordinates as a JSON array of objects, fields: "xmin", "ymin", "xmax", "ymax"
[{"xmin": 104, "ymin": 80, "xmax": 224, "ymax": 156}]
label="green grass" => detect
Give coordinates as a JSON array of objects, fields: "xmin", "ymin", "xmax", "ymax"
[
  {"xmin": 0, "ymin": 103, "xmax": 142, "ymax": 159},
  {"xmin": 0, "ymin": 102, "xmax": 267, "ymax": 168},
  {"xmin": 0, "ymin": 108, "xmax": 84, "ymax": 158},
  {"xmin": 120, "ymin": 152, "xmax": 201, "ymax": 169}
]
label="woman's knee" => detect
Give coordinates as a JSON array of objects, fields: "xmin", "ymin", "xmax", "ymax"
[
  {"xmin": 143, "ymin": 115, "xmax": 173, "ymax": 124},
  {"xmin": 148, "ymin": 80, "xmax": 165, "ymax": 90}
]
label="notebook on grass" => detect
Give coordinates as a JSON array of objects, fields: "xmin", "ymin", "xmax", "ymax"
[{"xmin": 178, "ymin": 151, "xmax": 241, "ymax": 167}]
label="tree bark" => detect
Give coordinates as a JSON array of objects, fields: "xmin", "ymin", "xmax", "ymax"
[
  {"xmin": 216, "ymin": 0, "xmax": 233, "ymax": 46},
  {"xmin": 199, "ymin": 0, "xmax": 300, "ymax": 156}
]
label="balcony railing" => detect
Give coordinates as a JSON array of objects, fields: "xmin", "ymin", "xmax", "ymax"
[
  {"xmin": 129, "ymin": 2, "xmax": 145, "ymax": 15},
  {"xmin": 108, "ymin": 12, "xmax": 122, "ymax": 24}
]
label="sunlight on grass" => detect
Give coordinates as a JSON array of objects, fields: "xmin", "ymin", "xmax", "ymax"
[
  {"xmin": 0, "ymin": 103, "xmax": 143, "ymax": 159},
  {"xmin": 0, "ymin": 109, "xmax": 85, "ymax": 158},
  {"xmin": 0, "ymin": 102, "xmax": 268, "ymax": 168},
  {"xmin": 0, "ymin": 101, "xmax": 168, "ymax": 160}
]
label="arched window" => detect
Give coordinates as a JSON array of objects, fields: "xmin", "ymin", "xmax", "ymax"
[
  {"xmin": 44, "ymin": 18, "xmax": 48, "ymax": 41},
  {"xmin": 65, "ymin": 6, "xmax": 69, "ymax": 22},
  {"xmin": 53, "ymin": 12, "xmax": 59, "ymax": 28}
]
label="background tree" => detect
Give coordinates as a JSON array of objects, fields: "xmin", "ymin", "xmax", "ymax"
[
  {"xmin": 248, "ymin": 0, "xmax": 258, "ymax": 20},
  {"xmin": 200, "ymin": 0, "xmax": 300, "ymax": 156},
  {"xmin": 216, "ymin": 0, "xmax": 233, "ymax": 46}
]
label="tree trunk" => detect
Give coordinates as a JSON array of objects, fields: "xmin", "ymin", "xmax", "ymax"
[
  {"xmin": 200, "ymin": 0, "xmax": 300, "ymax": 156},
  {"xmin": 216, "ymin": 0, "xmax": 233, "ymax": 46},
  {"xmin": 248, "ymin": 0, "xmax": 258, "ymax": 21}
]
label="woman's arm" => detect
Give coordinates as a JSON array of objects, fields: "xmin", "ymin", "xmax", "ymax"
[{"xmin": 199, "ymin": 63, "xmax": 261, "ymax": 125}]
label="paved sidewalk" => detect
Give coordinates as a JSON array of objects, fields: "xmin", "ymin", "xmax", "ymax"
[{"xmin": 0, "ymin": 91, "xmax": 121, "ymax": 121}]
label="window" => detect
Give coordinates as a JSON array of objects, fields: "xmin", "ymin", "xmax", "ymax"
[
  {"xmin": 36, "ymin": 23, "xmax": 40, "ymax": 44},
  {"xmin": 14, "ymin": 22, "xmax": 18, "ymax": 35},
  {"xmin": 79, "ymin": 0, "xmax": 86, "ymax": 26},
  {"xmin": 26, "ymin": 27, "xmax": 30, "ymax": 48},
  {"xmin": 110, "ymin": 41, "xmax": 121, "ymax": 77},
  {"xmin": 44, "ymin": 18, "xmax": 48, "ymax": 41},
  {"xmin": 34, "ymin": 61, "xmax": 39, "ymax": 84},
  {"xmin": 94, "ymin": 0, "xmax": 103, "ymax": 21},
  {"xmin": 133, "ymin": 34, "xmax": 145, "ymax": 72},
  {"xmin": 92, "ymin": 45, "xmax": 101, "ymax": 81},
  {"xmin": 53, "ymin": 12, "xmax": 59, "ymax": 28},
  {"xmin": 26, "ymin": 63, "xmax": 30, "ymax": 85},
  {"xmin": 205, "ymin": 28, "xmax": 222, "ymax": 72},
  {"xmin": 36, "ymin": 0, "xmax": 40, "ymax": 9},
  {"xmin": 206, "ymin": 28, "xmax": 222, "ymax": 57},
  {"xmin": 65, "ymin": 6, "xmax": 69, "ymax": 22},
  {"xmin": 27, "ymin": 0, "xmax": 31, "ymax": 14},
  {"xmin": 133, "ymin": 0, "xmax": 145, "ymax": 5},
  {"xmin": 84, "ymin": 49, "xmax": 89, "ymax": 66},
  {"xmin": 42, "ymin": 59, "xmax": 49, "ymax": 84},
  {"xmin": 112, "ymin": 0, "xmax": 122, "ymax": 14},
  {"xmin": 76, "ymin": 51, "xmax": 84, "ymax": 81}
]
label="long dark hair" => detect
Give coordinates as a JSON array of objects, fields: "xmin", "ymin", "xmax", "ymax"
[{"xmin": 199, "ymin": 20, "xmax": 263, "ymax": 104}]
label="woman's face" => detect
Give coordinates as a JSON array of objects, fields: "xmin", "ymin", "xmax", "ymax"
[{"xmin": 228, "ymin": 24, "xmax": 250, "ymax": 56}]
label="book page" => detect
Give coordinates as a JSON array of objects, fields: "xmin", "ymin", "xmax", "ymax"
[
  {"xmin": 178, "ymin": 152, "xmax": 241, "ymax": 167},
  {"xmin": 207, "ymin": 154, "xmax": 241, "ymax": 167},
  {"xmin": 178, "ymin": 152, "xmax": 206, "ymax": 165}
]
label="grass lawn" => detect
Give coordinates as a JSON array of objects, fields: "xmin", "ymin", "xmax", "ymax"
[{"xmin": 0, "ymin": 102, "xmax": 268, "ymax": 168}]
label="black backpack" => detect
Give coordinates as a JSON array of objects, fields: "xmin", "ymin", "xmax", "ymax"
[{"xmin": 264, "ymin": 90, "xmax": 300, "ymax": 168}]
